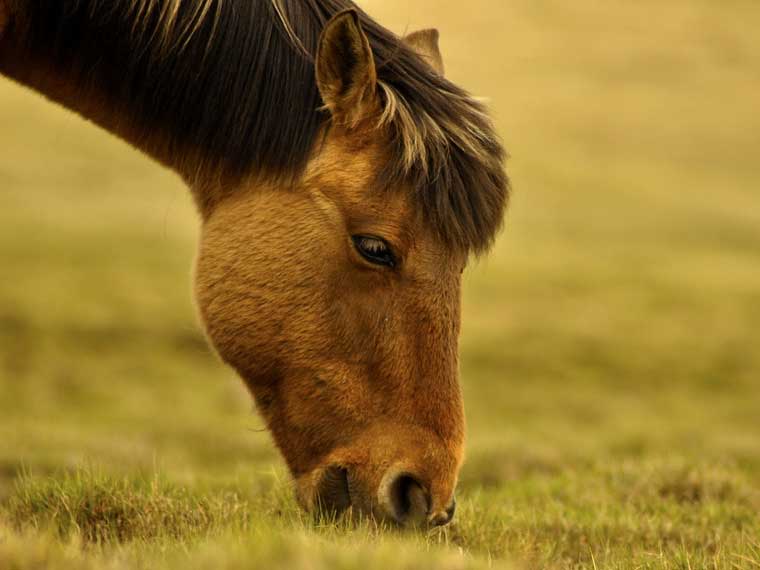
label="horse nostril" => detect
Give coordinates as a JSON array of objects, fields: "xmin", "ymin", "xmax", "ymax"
[
  {"xmin": 314, "ymin": 466, "xmax": 351, "ymax": 515},
  {"xmin": 384, "ymin": 473, "xmax": 429, "ymax": 525}
]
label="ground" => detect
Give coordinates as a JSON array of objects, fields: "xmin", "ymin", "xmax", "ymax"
[{"xmin": 1, "ymin": 0, "xmax": 759, "ymax": 568}]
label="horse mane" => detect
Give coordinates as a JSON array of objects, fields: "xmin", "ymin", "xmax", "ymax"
[{"xmin": 20, "ymin": 0, "xmax": 509, "ymax": 253}]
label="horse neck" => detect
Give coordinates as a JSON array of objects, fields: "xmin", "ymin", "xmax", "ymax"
[
  {"xmin": 6, "ymin": 57, "xmax": 153, "ymax": 158},
  {"xmin": 0, "ymin": 4, "xmax": 212, "ymax": 199}
]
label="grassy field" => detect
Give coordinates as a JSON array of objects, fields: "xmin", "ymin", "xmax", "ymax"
[{"xmin": 2, "ymin": 0, "xmax": 760, "ymax": 568}]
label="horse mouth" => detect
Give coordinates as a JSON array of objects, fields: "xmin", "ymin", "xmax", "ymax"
[{"xmin": 314, "ymin": 465, "xmax": 353, "ymax": 516}]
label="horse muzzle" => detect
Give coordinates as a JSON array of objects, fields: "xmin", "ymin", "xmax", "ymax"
[{"xmin": 305, "ymin": 464, "xmax": 456, "ymax": 528}]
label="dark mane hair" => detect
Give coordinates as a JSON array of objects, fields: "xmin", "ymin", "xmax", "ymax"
[{"xmin": 19, "ymin": 0, "xmax": 509, "ymax": 253}]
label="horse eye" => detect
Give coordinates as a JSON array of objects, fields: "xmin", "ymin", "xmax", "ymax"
[{"xmin": 352, "ymin": 235, "xmax": 397, "ymax": 268}]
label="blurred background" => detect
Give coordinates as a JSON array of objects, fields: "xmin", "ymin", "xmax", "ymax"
[{"xmin": 1, "ymin": 0, "xmax": 759, "ymax": 565}]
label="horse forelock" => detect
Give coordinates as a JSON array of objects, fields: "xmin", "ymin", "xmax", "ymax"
[{"xmin": 374, "ymin": 78, "xmax": 509, "ymax": 256}]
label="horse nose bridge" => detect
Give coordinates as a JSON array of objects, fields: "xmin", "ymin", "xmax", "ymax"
[
  {"xmin": 405, "ymin": 290, "xmax": 461, "ymax": 376},
  {"xmin": 390, "ymin": 292, "xmax": 466, "ymax": 449},
  {"xmin": 364, "ymin": 311, "xmax": 462, "ymax": 444}
]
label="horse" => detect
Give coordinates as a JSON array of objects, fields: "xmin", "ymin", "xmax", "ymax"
[{"xmin": 0, "ymin": 0, "xmax": 508, "ymax": 527}]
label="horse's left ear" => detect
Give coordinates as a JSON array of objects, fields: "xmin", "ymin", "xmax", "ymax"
[
  {"xmin": 316, "ymin": 9, "xmax": 378, "ymax": 127},
  {"xmin": 403, "ymin": 29, "xmax": 445, "ymax": 76}
]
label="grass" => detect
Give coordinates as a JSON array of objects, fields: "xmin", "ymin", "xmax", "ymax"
[{"xmin": 2, "ymin": 0, "xmax": 760, "ymax": 568}]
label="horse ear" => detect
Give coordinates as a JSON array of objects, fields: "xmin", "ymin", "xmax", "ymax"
[
  {"xmin": 316, "ymin": 9, "xmax": 378, "ymax": 127},
  {"xmin": 403, "ymin": 29, "xmax": 445, "ymax": 76}
]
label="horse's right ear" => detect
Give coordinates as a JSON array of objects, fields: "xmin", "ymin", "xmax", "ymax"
[
  {"xmin": 316, "ymin": 9, "xmax": 378, "ymax": 127},
  {"xmin": 403, "ymin": 29, "xmax": 445, "ymax": 76}
]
